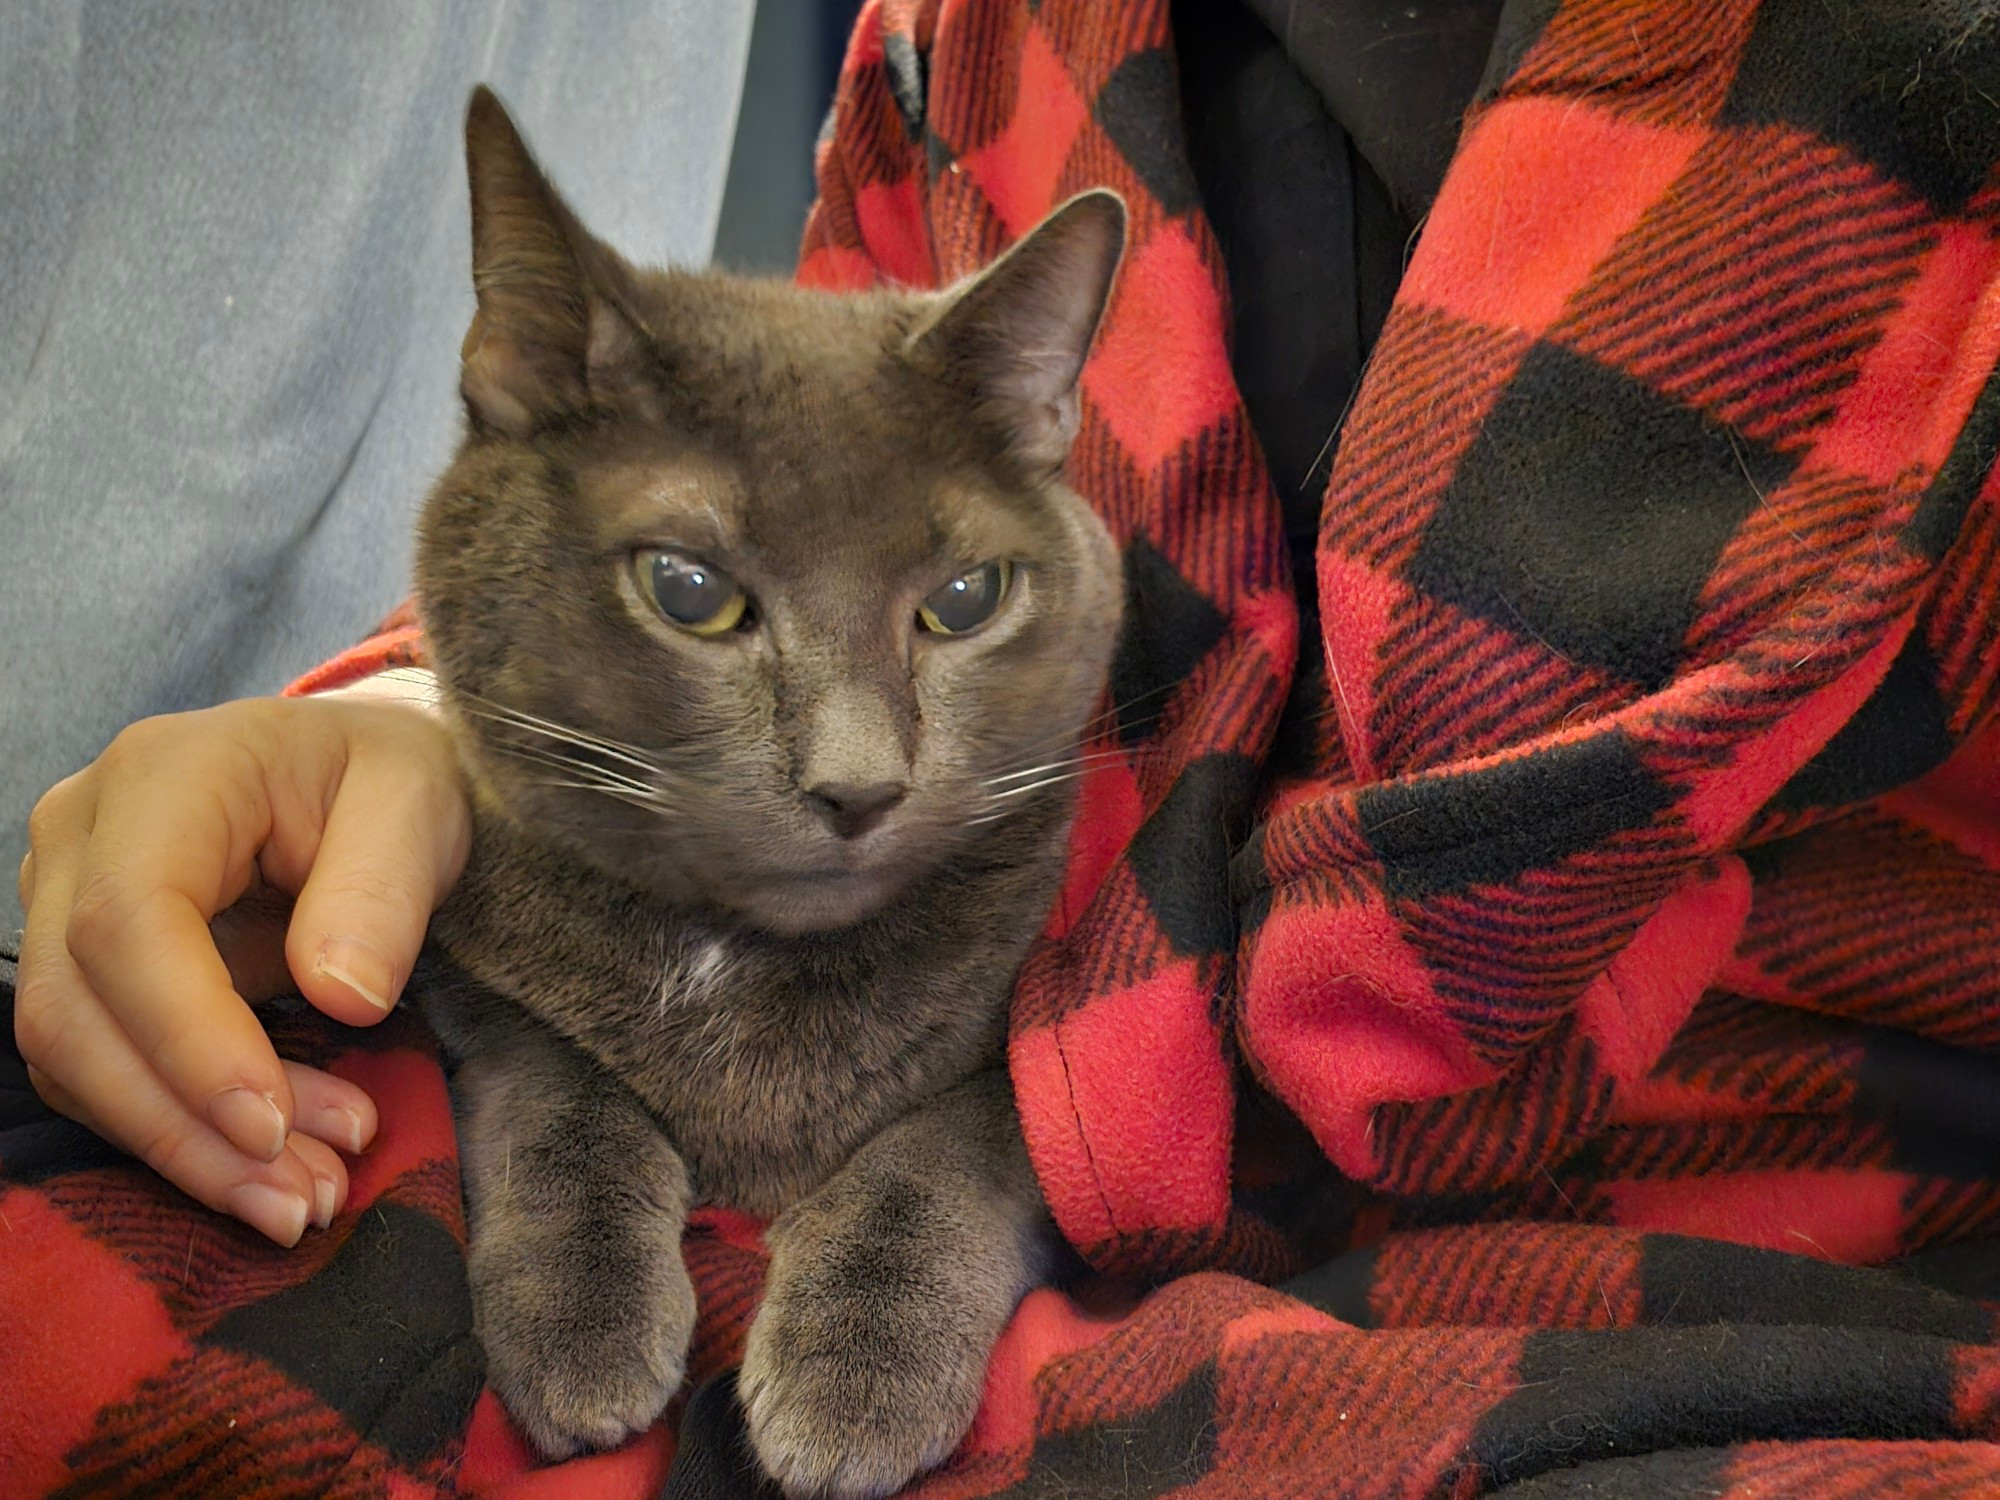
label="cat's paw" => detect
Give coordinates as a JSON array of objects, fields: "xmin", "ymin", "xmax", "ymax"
[
  {"xmin": 473, "ymin": 1228, "xmax": 698, "ymax": 1460},
  {"xmin": 739, "ymin": 1299, "xmax": 987, "ymax": 1500},
  {"xmin": 739, "ymin": 1201, "xmax": 1001, "ymax": 1498}
]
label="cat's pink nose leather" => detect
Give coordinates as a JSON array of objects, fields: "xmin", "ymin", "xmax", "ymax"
[{"xmin": 804, "ymin": 781, "xmax": 908, "ymax": 839}]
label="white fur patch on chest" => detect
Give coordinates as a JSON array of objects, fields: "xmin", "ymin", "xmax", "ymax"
[{"xmin": 661, "ymin": 937, "xmax": 736, "ymax": 1016}]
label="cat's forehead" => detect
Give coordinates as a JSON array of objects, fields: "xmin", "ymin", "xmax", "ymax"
[
  {"xmin": 579, "ymin": 438, "xmax": 1039, "ymax": 575},
  {"xmin": 635, "ymin": 271, "xmax": 913, "ymax": 401},
  {"xmin": 580, "ymin": 275, "xmax": 1048, "ymax": 565}
]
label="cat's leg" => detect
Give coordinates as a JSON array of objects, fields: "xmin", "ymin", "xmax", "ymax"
[
  {"xmin": 740, "ymin": 1068, "xmax": 1051, "ymax": 1499},
  {"xmin": 453, "ymin": 1020, "xmax": 697, "ymax": 1459}
]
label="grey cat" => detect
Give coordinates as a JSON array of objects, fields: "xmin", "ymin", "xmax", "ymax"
[{"xmin": 409, "ymin": 89, "xmax": 1126, "ymax": 1498}]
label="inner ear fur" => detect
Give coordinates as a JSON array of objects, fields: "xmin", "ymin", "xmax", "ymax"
[
  {"xmin": 912, "ymin": 190, "xmax": 1128, "ymax": 474},
  {"xmin": 460, "ymin": 85, "xmax": 650, "ymax": 436}
]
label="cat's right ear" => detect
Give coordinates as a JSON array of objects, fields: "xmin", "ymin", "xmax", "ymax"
[
  {"xmin": 460, "ymin": 87, "xmax": 647, "ymax": 437},
  {"xmin": 913, "ymin": 190, "xmax": 1128, "ymax": 477}
]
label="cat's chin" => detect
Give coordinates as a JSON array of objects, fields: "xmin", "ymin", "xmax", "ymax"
[{"xmin": 722, "ymin": 866, "xmax": 909, "ymax": 936}]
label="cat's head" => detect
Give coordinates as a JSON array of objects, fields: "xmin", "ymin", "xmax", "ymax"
[{"xmin": 415, "ymin": 89, "xmax": 1127, "ymax": 935}]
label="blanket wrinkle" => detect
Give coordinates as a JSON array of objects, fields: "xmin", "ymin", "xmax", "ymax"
[{"xmin": 6, "ymin": 0, "xmax": 2000, "ymax": 1495}]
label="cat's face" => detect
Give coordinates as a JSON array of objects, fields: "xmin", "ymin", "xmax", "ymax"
[{"xmin": 416, "ymin": 91, "xmax": 1125, "ymax": 935}]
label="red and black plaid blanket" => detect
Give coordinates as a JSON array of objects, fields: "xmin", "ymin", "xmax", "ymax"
[{"xmin": 8, "ymin": 0, "xmax": 2000, "ymax": 1494}]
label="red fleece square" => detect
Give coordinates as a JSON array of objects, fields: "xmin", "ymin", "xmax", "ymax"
[
  {"xmin": 0, "ymin": 1187, "xmax": 190, "ymax": 1497},
  {"xmin": 1081, "ymin": 219, "xmax": 1239, "ymax": 472},
  {"xmin": 1813, "ymin": 219, "xmax": 2000, "ymax": 487},
  {"xmin": 1011, "ymin": 964, "xmax": 1234, "ymax": 1250},
  {"xmin": 957, "ymin": 18, "xmax": 1091, "ymax": 238},
  {"xmin": 1403, "ymin": 97, "xmax": 1702, "ymax": 339}
]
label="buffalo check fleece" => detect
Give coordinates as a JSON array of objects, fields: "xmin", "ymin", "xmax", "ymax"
[{"xmin": 7, "ymin": 0, "xmax": 2000, "ymax": 1495}]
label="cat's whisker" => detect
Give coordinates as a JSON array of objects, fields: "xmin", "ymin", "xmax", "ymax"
[
  {"xmin": 474, "ymin": 717, "xmax": 668, "ymax": 780},
  {"xmin": 994, "ymin": 681, "xmax": 1184, "ymax": 763},
  {"xmin": 459, "ymin": 695, "xmax": 666, "ymax": 774},
  {"xmin": 504, "ymin": 743, "xmax": 659, "ymax": 797},
  {"xmin": 983, "ymin": 757, "xmax": 1086, "ymax": 788},
  {"xmin": 534, "ymin": 778, "xmax": 680, "ymax": 818},
  {"xmin": 983, "ymin": 742, "xmax": 1136, "ymax": 779},
  {"xmin": 970, "ymin": 772, "xmax": 1092, "ymax": 830},
  {"xmin": 988, "ymin": 770, "xmax": 1088, "ymax": 801}
]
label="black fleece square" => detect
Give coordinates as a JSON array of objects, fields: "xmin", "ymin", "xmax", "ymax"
[
  {"xmin": 1722, "ymin": 0, "xmax": 2000, "ymax": 215},
  {"xmin": 1408, "ymin": 341, "xmax": 1793, "ymax": 692}
]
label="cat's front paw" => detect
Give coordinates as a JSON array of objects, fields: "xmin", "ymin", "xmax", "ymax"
[
  {"xmin": 473, "ymin": 1223, "xmax": 698, "ymax": 1460},
  {"xmin": 739, "ymin": 1197, "xmax": 1005, "ymax": 1498},
  {"xmin": 739, "ymin": 1297, "xmax": 987, "ymax": 1499}
]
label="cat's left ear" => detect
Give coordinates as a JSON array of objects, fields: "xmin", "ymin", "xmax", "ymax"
[
  {"xmin": 459, "ymin": 86, "xmax": 650, "ymax": 437},
  {"xmin": 914, "ymin": 190, "xmax": 1127, "ymax": 475}
]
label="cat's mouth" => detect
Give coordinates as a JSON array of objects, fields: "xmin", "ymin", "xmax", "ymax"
[{"xmin": 746, "ymin": 861, "xmax": 908, "ymax": 933}]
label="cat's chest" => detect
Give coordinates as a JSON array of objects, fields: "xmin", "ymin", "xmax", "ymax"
[{"xmin": 576, "ymin": 938, "xmax": 1001, "ymax": 1215}]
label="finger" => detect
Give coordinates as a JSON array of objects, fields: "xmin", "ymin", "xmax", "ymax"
[
  {"xmin": 283, "ymin": 1060, "xmax": 378, "ymax": 1157},
  {"xmin": 25, "ymin": 1062, "xmax": 86, "ymax": 1123},
  {"xmin": 286, "ymin": 1132, "xmax": 349, "ymax": 1230},
  {"xmin": 60, "ymin": 725, "xmax": 297, "ymax": 1160},
  {"xmin": 20, "ymin": 765, "xmax": 96, "ymax": 917},
  {"xmin": 33, "ymin": 1062, "xmax": 370, "ymax": 1233},
  {"xmin": 284, "ymin": 721, "xmax": 470, "ymax": 1027},
  {"xmin": 16, "ymin": 969, "xmax": 317, "ymax": 1245}
]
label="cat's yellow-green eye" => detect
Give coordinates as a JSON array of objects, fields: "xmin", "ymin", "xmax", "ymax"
[
  {"xmin": 918, "ymin": 560, "xmax": 1013, "ymax": 635},
  {"xmin": 639, "ymin": 550, "xmax": 748, "ymax": 636}
]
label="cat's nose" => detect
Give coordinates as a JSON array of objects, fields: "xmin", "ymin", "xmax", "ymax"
[{"xmin": 803, "ymin": 780, "xmax": 908, "ymax": 839}]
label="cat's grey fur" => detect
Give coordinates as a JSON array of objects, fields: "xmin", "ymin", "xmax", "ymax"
[{"xmin": 409, "ymin": 89, "xmax": 1126, "ymax": 1498}]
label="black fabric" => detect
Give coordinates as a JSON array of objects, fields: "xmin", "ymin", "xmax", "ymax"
[
  {"xmin": 1356, "ymin": 730, "xmax": 1674, "ymax": 900},
  {"xmin": 1773, "ymin": 633, "xmax": 1958, "ymax": 811},
  {"xmin": 1410, "ymin": 342, "xmax": 1793, "ymax": 691},
  {"xmin": 1172, "ymin": 0, "xmax": 1505, "ymax": 573},
  {"xmin": 659, "ymin": 1373, "xmax": 784, "ymax": 1500},
  {"xmin": 1466, "ymin": 1325, "xmax": 1966, "ymax": 1485},
  {"xmin": 1125, "ymin": 752, "xmax": 1260, "ymax": 954},
  {"xmin": 1240, "ymin": 0, "xmax": 1507, "ymax": 216},
  {"xmin": 203, "ymin": 1203, "xmax": 484, "ymax": 1464},
  {"xmin": 1108, "ymin": 534, "xmax": 1229, "ymax": 745}
]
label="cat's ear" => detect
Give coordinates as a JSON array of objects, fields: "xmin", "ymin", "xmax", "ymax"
[
  {"xmin": 459, "ymin": 86, "xmax": 648, "ymax": 436},
  {"xmin": 914, "ymin": 190, "xmax": 1127, "ymax": 475}
]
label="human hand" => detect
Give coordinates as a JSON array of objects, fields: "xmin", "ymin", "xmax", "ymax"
[{"xmin": 14, "ymin": 685, "xmax": 470, "ymax": 1245}]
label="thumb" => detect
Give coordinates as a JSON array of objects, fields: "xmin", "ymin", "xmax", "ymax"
[{"xmin": 283, "ymin": 732, "xmax": 472, "ymax": 1025}]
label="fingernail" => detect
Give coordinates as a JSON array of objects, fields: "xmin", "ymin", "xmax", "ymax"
[
  {"xmin": 329, "ymin": 1105, "xmax": 369, "ymax": 1156},
  {"xmin": 315, "ymin": 936, "xmax": 396, "ymax": 1013},
  {"xmin": 310, "ymin": 1174, "xmax": 337, "ymax": 1231},
  {"xmin": 210, "ymin": 1087, "xmax": 287, "ymax": 1162},
  {"xmin": 228, "ymin": 1182, "xmax": 309, "ymax": 1247}
]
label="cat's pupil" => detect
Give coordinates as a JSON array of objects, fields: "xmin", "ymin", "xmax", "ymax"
[
  {"xmin": 919, "ymin": 560, "xmax": 1010, "ymax": 634},
  {"xmin": 646, "ymin": 552, "xmax": 747, "ymax": 634}
]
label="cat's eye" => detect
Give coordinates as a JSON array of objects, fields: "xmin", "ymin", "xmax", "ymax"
[
  {"xmin": 917, "ymin": 560, "xmax": 1013, "ymax": 635},
  {"xmin": 638, "ymin": 551, "xmax": 749, "ymax": 636}
]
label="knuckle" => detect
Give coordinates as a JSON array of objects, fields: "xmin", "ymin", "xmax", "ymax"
[
  {"xmin": 10, "ymin": 994, "xmax": 50, "ymax": 1067},
  {"xmin": 65, "ymin": 869, "xmax": 152, "ymax": 957},
  {"xmin": 12, "ymin": 973, "xmax": 67, "ymax": 1067},
  {"xmin": 101, "ymin": 713, "xmax": 179, "ymax": 767},
  {"xmin": 25, "ymin": 778, "xmax": 82, "ymax": 849},
  {"xmin": 130, "ymin": 1111, "xmax": 200, "ymax": 1187}
]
